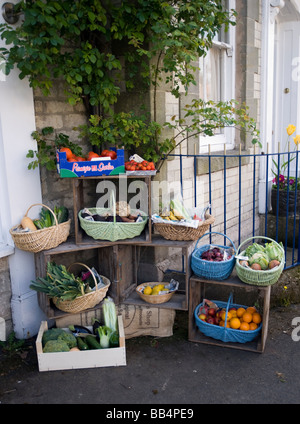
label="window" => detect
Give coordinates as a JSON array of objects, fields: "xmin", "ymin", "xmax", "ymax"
[{"xmin": 198, "ymin": 0, "xmax": 236, "ymax": 153}]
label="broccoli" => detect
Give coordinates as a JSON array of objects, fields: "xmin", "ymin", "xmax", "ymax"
[
  {"xmin": 43, "ymin": 339, "xmax": 70, "ymax": 353},
  {"xmin": 42, "ymin": 328, "xmax": 65, "ymax": 347},
  {"xmin": 57, "ymin": 332, "xmax": 77, "ymax": 349}
]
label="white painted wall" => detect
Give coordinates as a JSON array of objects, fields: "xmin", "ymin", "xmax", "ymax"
[{"xmin": 0, "ymin": 1, "xmax": 46, "ymax": 338}]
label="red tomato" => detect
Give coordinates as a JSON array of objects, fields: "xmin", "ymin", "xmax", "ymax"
[
  {"xmin": 60, "ymin": 147, "xmax": 73, "ymax": 160},
  {"xmin": 100, "ymin": 149, "xmax": 117, "ymax": 160},
  {"xmin": 87, "ymin": 151, "xmax": 100, "ymax": 160}
]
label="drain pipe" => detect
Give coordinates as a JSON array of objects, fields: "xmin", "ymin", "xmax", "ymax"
[{"xmin": 0, "ymin": 317, "xmax": 5, "ymax": 341}]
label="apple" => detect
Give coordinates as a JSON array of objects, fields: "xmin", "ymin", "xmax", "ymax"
[
  {"xmin": 198, "ymin": 313, "xmax": 207, "ymax": 321},
  {"xmin": 206, "ymin": 316, "xmax": 216, "ymax": 325},
  {"xmin": 208, "ymin": 308, "xmax": 216, "ymax": 317},
  {"xmin": 216, "ymin": 310, "xmax": 222, "ymax": 319}
]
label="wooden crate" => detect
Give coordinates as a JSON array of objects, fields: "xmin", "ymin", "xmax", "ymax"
[
  {"xmin": 72, "ymin": 175, "xmax": 153, "ymax": 245},
  {"xmin": 36, "ymin": 316, "xmax": 126, "ymax": 372},
  {"xmin": 188, "ymin": 275, "xmax": 271, "ymax": 353},
  {"xmin": 34, "ymin": 241, "xmax": 137, "ymax": 318}
]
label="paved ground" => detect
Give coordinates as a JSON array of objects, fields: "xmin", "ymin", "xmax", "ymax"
[{"xmin": 1, "ymin": 303, "xmax": 300, "ymax": 406}]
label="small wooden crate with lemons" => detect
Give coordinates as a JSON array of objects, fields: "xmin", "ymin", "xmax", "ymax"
[{"xmin": 136, "ymin": 281, "xmax": 179, "ymax": 304}]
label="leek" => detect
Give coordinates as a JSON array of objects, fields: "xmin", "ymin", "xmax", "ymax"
[{"xmin": 103, "ymin": 297, "xmax": 117, "ymax": 333}]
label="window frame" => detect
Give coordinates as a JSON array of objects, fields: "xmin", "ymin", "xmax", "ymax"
[{"xmin": 198, "ymin": 0, "xmax": 236, "ymax": 154}]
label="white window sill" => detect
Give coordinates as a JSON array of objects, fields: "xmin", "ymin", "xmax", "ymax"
[{"xmin": 0, "ymin": 243, "xmax": 15, "ymax": 259}]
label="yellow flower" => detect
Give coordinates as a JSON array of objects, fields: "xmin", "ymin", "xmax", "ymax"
[
  {"xmin": 294, "ymin": 135, "xmax": 300, "ymax": 145},
  {"xmin": 287, "ymin": 124, "xmax": 296, "ymax": 136}
]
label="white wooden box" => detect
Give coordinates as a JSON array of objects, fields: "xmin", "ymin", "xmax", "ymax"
[{"xmin": 36, "ymin": 315, "xmax": 126, "ymax": 372}]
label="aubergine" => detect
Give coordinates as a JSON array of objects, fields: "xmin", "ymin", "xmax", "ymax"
[
  {"xmin": 92, "ymin": 318, "xmax": 103, "ymax": 335},
  {"xmin": 68, "ymin": 324, "xmax": 92, "ymax": 335}
]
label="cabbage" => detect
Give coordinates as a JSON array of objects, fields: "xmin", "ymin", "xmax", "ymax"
[
  {"xmin": 264, "ymin": 242, "xmax": 283, "ymax": 262},
  {"xmin": 245, "ymin": 243, "xmax": 264, "ymax": 258},
  {"xmin": 249, "ymin": 252, "xmax": 269, "ymax": 270}
]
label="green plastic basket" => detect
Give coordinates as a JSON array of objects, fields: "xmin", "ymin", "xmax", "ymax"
[
  {"xmin": 235, "ymin": 236, "xmax": 285, "ymax": 286},
  {"xmin": 79, "ymin": 207, "xmax": 148, "ymax": 242}
]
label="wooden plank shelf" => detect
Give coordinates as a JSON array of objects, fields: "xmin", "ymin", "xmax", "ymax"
[{"xmin": 123, "ymin": 291, "xmax": 187, "ymax": 310}]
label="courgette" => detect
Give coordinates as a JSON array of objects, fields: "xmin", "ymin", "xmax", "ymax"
[
  {"xmin": 76, "ymin": 337, "xmax": 89, "ymax": 351},
  {"xmin": 85, "ymin": 335, "xmax": 102, "ymax": 349}
]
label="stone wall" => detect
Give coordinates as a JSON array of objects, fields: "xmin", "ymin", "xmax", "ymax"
[{"xmin": 33, "ymin": 83, "xmax": 89, "ymax": 236}]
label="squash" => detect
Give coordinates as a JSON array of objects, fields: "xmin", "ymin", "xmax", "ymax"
[{"xmin": 21, "ymin": 217, "xmax": 37, "ymax": 231}]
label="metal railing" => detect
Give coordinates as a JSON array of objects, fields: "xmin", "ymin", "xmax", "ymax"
[{"xmin": 168, "ymin": 148, "xmax": 300, "ymax": 270}]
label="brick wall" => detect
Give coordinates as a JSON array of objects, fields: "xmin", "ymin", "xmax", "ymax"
[{"xmin": 149, "ymin": 0, "xmax": 262, "ymax": 268}]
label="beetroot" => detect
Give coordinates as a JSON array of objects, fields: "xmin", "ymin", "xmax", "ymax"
[{"xmin": 201, "ymin": 247, "xmax": 225, "ymax": 262}]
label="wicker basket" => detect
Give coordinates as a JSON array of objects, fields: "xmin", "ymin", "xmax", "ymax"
[
  {"xmin": 235, "ymin": 236, "xmax": 285, "ymax": 286},
  {"xmin": 136, "ymin": 282, "xmax": 176, "ymax": 304},
  {"xmin": 9, "ymin": 203, "xmax": 70, "ymax": 253},
  {"xmin": 191, "ymin": 232, "xmax": 236, "ymax": 280},
  {"xmin": 194, "ymin": 293, "xmax": 262, "ymax": 343},
  {"xmin": 154, "ymin": 214, "xmax": 215, "ymax": 241},
  {"xmin": 79, "ymin": 207, "xmax": 148, "ymax": 242},
  {"xmin": 52, "ymin": 263, "xmax": 110, "ymax": 314}
]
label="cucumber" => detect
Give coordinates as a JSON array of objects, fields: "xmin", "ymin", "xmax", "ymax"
[
  {"xmin": 76, "ymin": 337, "xmax": 89, "ymax": 351},
  {"xmin": 85, "ymin": 335, "xmax": 102, "ymax": 349}
]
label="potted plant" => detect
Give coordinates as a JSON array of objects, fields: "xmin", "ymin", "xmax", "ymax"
[{"xmin": 271, "ymin": 124, "xmax": 300, "ymax": 216}]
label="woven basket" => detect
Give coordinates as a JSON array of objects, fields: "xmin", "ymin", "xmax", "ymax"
[
  {"xmin": 235, "ymin": 236, "xmax": 285, "ymax": 286},
  {"xmin": 194, "ymin": 293, "xmax": 262, "ymax": 343},
  {"xmin": 79, "ymin": 207, "xmax": 148, "ymax": 242},
  {"xmin": 191, "ymin": 232, "xmax": 236, "ymax": 280},
  {"xmin": 9, "ymin": 203, "xmax": 70, "ymax": 253},
  {"xmin": 52, "ymin": 263, "xmax": 110, "ymax": 314},
  {"xmin": 154, "ymin": 214, "xmax": 215, "ymax": 241},
  {"xmin": 136, "ymin": 282, "xmax": 175, "ymax": 304}
]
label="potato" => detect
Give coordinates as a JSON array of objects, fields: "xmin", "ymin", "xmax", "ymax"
[
  {"xmin": 251, "ymin": 263, "xmax": 262, "ymax": 271},
  {"xmin": 269, "ymin": 260, "xmax": 280, "ymax": 269}
]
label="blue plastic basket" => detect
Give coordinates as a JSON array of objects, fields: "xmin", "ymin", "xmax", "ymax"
[
  {"xmin": 194, "ymin": 293, "xmax": 262, "ymax": 344},
  {"xmin": 191, "ymin": 232, "xmax": 236, "ymax": 280}
]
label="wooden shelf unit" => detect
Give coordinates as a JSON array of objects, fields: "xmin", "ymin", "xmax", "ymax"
[{"xmin": 188, "ymin": 275, "xmax": 271, "ymax": 353}]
